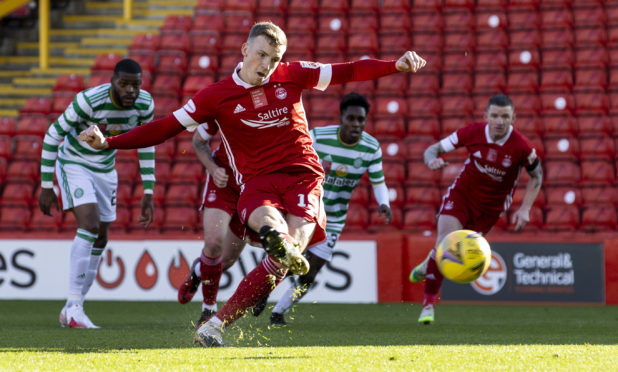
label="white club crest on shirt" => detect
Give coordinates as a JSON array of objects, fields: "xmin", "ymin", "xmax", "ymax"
[
  {"xmin": 207, "ymin": 190, "xmax": 216, "ymax": 202},
  {"xmin": 502, "ymin": 155, "xmax": 512, "ymax": 168},
  {"xmin": 444, "ymin": 200, "xmax": 454, "ymax": 210},
  {"xmin": 275, "ymin": 87, "xmax": 287, "ymax": 100}
]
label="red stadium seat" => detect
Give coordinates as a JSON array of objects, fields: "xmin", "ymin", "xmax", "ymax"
[
  {"xmin": 286, "ymin": 14, "xmax": 317, "ymax": 33},
  {"xmin": 539, "ymin": 92, "xmax": 574, "ymax": 114},
  {"xmin": 410, "ymin": 31, "xmax": 443, "ymax": 51},
  {"xmin": 286, "ymin": 33, "xmax": 315, "ymax": 55},
  {"xmin": 51, "ymin": 96, "xmax": 74, "ymax": 118},
  {"xmin": 508, "ymin": 7, "xmax": 540, "ymax": 30},
  {"xmin": 580, "ymin": 160, "xmax": 615, "ymax": 186},
  {"xmin": 573, "ymin": 5, "xmax": 606, "ymax": 28},
  {"xmin": 162, "ymin": 206, "xmax": 199, "ymax": 232},
  {"xmin": 129, "ymin": 204, "xmax": 165, "ymax": 231},
  {"xmin": 574, "ymin": 90, "xmax": 609, "ymax": 114},
  {"xmin": 373, "ymin": 119, "xmax": 406, "ymax": 141},
  {"xmin": 476, "ymin": 29, "xmax": 508, "ymax": 50},
  {"xmin": 53, "ymin": 74, "xmax": 85, "ymax": 95},
  {"xmin": 509, "ymin": 92, "xmax": 540, "ymax": 115},
  {"xmin": 409, "ymin": 72, "xmax": 440, "ymax": 94},
  {"xmin": 343, "ymin": 204, "xmax": 369, "ymax": 231},
  {"xmin": 541, "ymin": 48, "xmax": 574, "ymax": 69},
  {"xmin": 376, "ymin": 75, "xmax": 408, "ymax": 95},
  {"xmin": 411, "ymin": 0, "xmax": 442, "ymax": 11},
  {"xmin": 575, "ymin": 67, "xmax": 608, "ymax": 90},
  {"xmin": 369, "ymin": 206, "xmax": 402, "ymax": 231},
  {"xmin": 350, "ymin": 185, "xmax": 369, "ymax": 206},
  {"xmin": 508, "ymin": 48, "xmax": 540, "ymax": 70},
  {"xmin": 0, "ymin": 136, "xmax": 11, "ymax": 160},
  {"xmin": 157, "ymin": 33, "xmax": 190, "ymax": 56},
  {"xmin": 192, "ymin": 13, "xmax": 224, "ymax": 31},
  {"xmin": 0, "ymin": 182, "xmax": 34, "ymax": 207},
  {"xmin": 182, "ymin": 75, "xmax": 215, "ymax": 97},
  {"xmin": 541, "ymin": 114, "xmax": 578, "ymax": 137},
  {"xmin": 0, "ymin": 117, "xmax": 16, "ymax": 137},
  {"xmin": 443, "ymin": 9, "xmax": 474, "ymax": 32},
  {"xmin": 580, "ymin": 186, "xmax": 617, "ymax": 207},
  {"xmin": 115, "ymin": 160, "xmax": 140, "ymax": 184},
  {"xmin": 382, "ymin": 0, "xmax": 412, "ymax": 12},
  {"xmin": 407, "ymin": 117, "xmax": 440, "ymax": 139},
  {"xmin": 381, "ymin": 161, "xmax": 406, "ymax": 185},
  {"xmin": 543, "ymin": 136, "xmax": 579, "ymax": 161},
  {"xmin": 0, "ymin": 206, "xmax": 30, "ymax": 231},
  {"xmin": 259, "ymin": 0, "xmax": 287, "ymax": 13},
  {"xmin": 540, "ymin": 68, "xmax": 573, "ymax": 90},
  {"xmin": 513, "ymin": 114, "xmax": 540, "ymax": 137},
  {"xmin": 509, "ymin": 29, "xmax": 541, "ymax": 49},
  {"xmin": 152, "ymin": 74, "xmax": 182, "ymax": 97},
  {"xmin": 222, "ymin": 11, "xmax": 254, "ymax": 33},
  {"xmin": 512, "ymin": 186, "xmax": 545, "ymax": 208},
  {"xmin": 155, "ymin": 140, "xmax": 176, "ymax": 162},
  {"xmin": 544, "ymin": 186, "xmax": 582, "ymax": 207},
  {"xmin": 189, "ymin": 30, "xmax": 221, "ymax": 55},
  {"xmin": 380, "ymin": 12, "xmax": 411, "ymax": 32},
  {"xmin": 30, "ymin": 207, "xmax": 63, "ymax": 231},
  {"xmin": 20, "ymin": 97, "xmax": 52, "ymax": 116},
  {"xmin": 575, "ymin": 47, "xmax": 609, "ymax": 68},
  {"xmin": 406, "ymin": 95, "xmax": 440, "ymax": 118},
  {"xmin": 440, "ymin": 95, "xmax": 474, "ymax": 117},
  {"xmin": 577, "ymin": 115, "xmax": 613, "ymax": 136},
  {"xmin": 170, "ymin": 162, "xmax": 204, "ymax": 184},
  {"xmin": 441, "ymin": 72, "xmax": 473, "ymax": 93},
  {"xmin": 316, "ymin": 33, "xmax": 346, "ymax": 54},
  {"xmin": 175, "ymin": 138, "xmax": 196, "ymax": 160},
  {"xmin": 580, "ymin": 206, "xmax": 617, "ymax": 231},
  {"xmin": 349, "ymin": 13, "xmax": 378, "ymax": 33},
  {"xmin": 406, "ymin": 161, "xmax": 439, "ymax": 186},
  {"xmin": 375, "ymin": 97, "xmax": 407, "ymax": 118},
  {"xmin": 440, "ymin": 116, "xmax": 468, "ymax": 136},
  {"xmin": 127, "ymin": 53, "xmax": 155, "ymax": 75},
  {"xmin": 541, "ymin": 28, "xmax": 574, "ymax": 49},
  {"xmin": 12, "ymin": 135, "xmax": 42, "ymax": 160},
  {"xmin": 579, "ymin": 135, "xmax": 615, "ymax": 161},
  {"xmin": 165, "ymin": 183, "xmax": 200, "ymax": 207},
  {"xmin": 187, "ymin": 54, "xmax": 219, "ymax": 76},
  {"xmin": 132, "ymin": 184, "xmax": 166, "ymax": 207},
  {"xmin": 115, "ymin": 183, "xmax": 133, "ymax": 206},
  {"xmin": 92, "ymin": 54, "xmax": 122, "ymax": 72},
  {"xmin": 155, "ymin": 55, "xmax": 187, "ymax": 76},
  {"xmin": 405, "ymin": 186, "xmax": 442, "ymax": 208},
  {"xmin": 161, "ymin": 15, "xmax": 192, "ymax": 33},
  {"xmin": 317, "ymin": 13, "xmax": 347, "ymax": 34},
  {"xmin": 474, "ymin": 71, "xmax": 507, "ymax": 94},
  {"xmin": 544, "ymin": 160, "xmax": 581, "ymax": 185},
  {"xmin": 386, "ymin": 184, "xmax": 405, "ymax": 207},
  {"xmin": 476, "ymin": 49, "xmax": 507, "ymax": 72},
  {"xmin": 507, "ymin": 68, "xmax": 538, "ymax": 93},
  {"xmin": 109, "ymin": 206, "xmax": 132, "ymax": 232},
  {"xmin": 402, "ymin": 206, "xmax": 437, "ymax": 231},
  {"xmin": 544, "ymin": 205, "xmax": 580, "ymax": 231},
  {"xmin": 575, "ymin": 26, "xmax": 607, "ymax": 47},
  {"xmin": 541, "ymin": 8, "xmax": 573, "ymax": 28},
  {"xmin": 16, "ymin": 115, "xmax": 49, "ymax": 137},
  {"xmin": 129, "ymin": 33, "xmax": 160, "ymax": 54},
  {"xmin": 87, "ymin": 72, "xmax": 111, "ymax": 89}
]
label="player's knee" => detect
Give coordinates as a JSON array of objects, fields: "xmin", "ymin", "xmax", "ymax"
[
  {"xmin": 79, "ymin": 223, "xmax": 100, "ymax": 236},
  {"xmin": 94, "ymin": 234, "xmax": 108, "ymax": 248}
]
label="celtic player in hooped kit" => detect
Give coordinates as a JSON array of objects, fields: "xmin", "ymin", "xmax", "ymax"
[
  {"xmin": 79, "ymin": 22, "xmax": 425, "ymax": 346},
  {"xmin": 39, "ymin": 59, "xmax": 155, "ymax": 328},
  {"xmin": 409, "ymin": 94, "xmax": 543, "ymax": 325},
  {"xmin": 252, "ymin": 92, "xmax": 392, "ymax": 325}
]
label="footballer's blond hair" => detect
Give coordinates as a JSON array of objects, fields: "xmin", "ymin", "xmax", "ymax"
[{"xmin": 247, "ymin": 22, "xmax": 287, "ymax": 48}]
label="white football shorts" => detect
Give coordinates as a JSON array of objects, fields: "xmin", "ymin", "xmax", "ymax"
[
  {"xmin": 56, "ymin": 161, "xmax": 118, "ymax": 222},
  {"xmin": 308, "ymin": 231, "xmax": 340, "ymax": 262}
]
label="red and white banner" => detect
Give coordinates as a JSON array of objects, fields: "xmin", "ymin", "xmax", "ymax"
[{"xmin": 0, "ymin": 239, "xmax": 377, "ymax": 303}]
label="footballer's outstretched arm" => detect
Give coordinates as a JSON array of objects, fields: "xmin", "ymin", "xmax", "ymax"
[
  {"xmin": 79, "ymin": 114, "xmax": 185, "ymax": 150},
  {"xmin": 423, "ymin": 142, "xmax": 449, "ymax": 170}
]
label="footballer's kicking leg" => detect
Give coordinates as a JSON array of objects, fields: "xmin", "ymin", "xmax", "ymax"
[
  {"xmin": 270, "ymin": 251, "xmax": 327, "ymax": 326},
  {"xmin": 418, "ymin": 214, "xmax": 462, "ymax": 325},
  {"xmin": 60, "ymin": 203, "xmax": 101, "ymax": 329}
]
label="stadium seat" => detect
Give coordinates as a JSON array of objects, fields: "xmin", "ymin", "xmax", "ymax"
[
  {"xmin": 155, "ymin": 55, "xmax": 187, "ymax": 76},
  {"xmin": 155, "ymin": 140, "xmax": 175, "ymax": 162},
  {"xmin": 580, "ymin": 160, "xmax": 615, "ymax": 186},
  {"xmin": 115, "ymin": 160, "xmax": 140, "ymax": 184},
  {"xmin": 129, "ymin": 33, "xmax": 160, "ymax": 54},
  {"xmin": 508, "ymin": 48, "xmax": 541, "ymax": 70},
  {"xmin": 0, "ymin": 117, "xmax": 16, "ymax": 137},
  {"xmin": 411, "ymin": 0, "xmax": 442, "ymax": 11},
  {"xmin": 87, "ymin": 72, "xmax": 111, "ymax": 89},
  {"xmin": 580, "ymin": 206, "xmax": 617, "ymax": 231},
  {"xmin": 343, "ymin": 204, "xmax": 369, "ymax": 231},
  {"xmin": 182, "ymin": 75, "xmax": 215, "ymax": 97},
  {"xmin": 157, "ymin": 33, "xmax": 190, "ymax": 56},
  {"xmin": 51, "ymin": 96, "xmax": 74, "ymax": 118},
  {"xmin": 474, "ymin": 70, "xmax": 507, "ymax": 93},
  {"xmin": 369, "ymin": 206, "xmax": 402, "ymax": 231},
  {"xmin": 540, "ymin": 68, "xmax": 573, "ymax": 91},
  {"xmin": 509, "ymin": 29, "xmax": 541, "ymax": 49},
  {"xmin": 286, "ymin": 13, "xmax": 317, "ymax": 34},
  {"xmin": 574, "ymin": 90, "xmax": 609, "ymax": 114},
  {"xmin": 349, "ymin": 13, "xmax": 378, "ymax": 33},
  {"xmin": 15, "ymin": 115, "xmax": 49, "ymax": 137},
  {"xmin": 20, "ymin": 97, "xmax": 52, "ymax": 116},
  {"xmin": 541, "ymin": 48, "xmax": 574, "ymax": 69},
  {"xmin": 132, "ymin": 183, "xmax": 166, "ymax": 207},
  {"xmin": 541, "ymin": 114, "xmax": 578, "ymax": 137},
  {"xmin": 386, "ymin": 184, "xmax": 405, "ymax": 207},
  {"xmin": 375, "ymin": 97, "xmax": 407, "ymax": 118},
  {"xmin": 162, "ymin": 206, "xmax": 199, "ymax": 232},
  {"xmin": 443, "ymin": 9, "xmax": 474, "ymax": 32},
  {"xmin": 115, "ymin": 183, "xmax": 133, "ymax": 206},
  {"xmin": 440, "ymin": 116, "xmax": 468, "ymax": 136},
  {"xmin": 0, "ymin": 182, "xmax": 34, "ymax": 207},
  {"xmin": 574, "ymin": 67, "xmax": 608, "ymax": 90},
  {"xmin": 381, "ymin": 161, "xmax": 406, "ymax": 185},
  {"xmin": 127, "ymin": 53, "xmax": 155, "ymax": 75},
  {"xmin": 476, "ymin": 49, "xmax": 507, "ymax": 72},
  {"xmin": 544, "ymin": 205, "xmax": 580, "ymax": 231},
  {"xmin": 317, "ymin": 13, "xmax": 347, "ymax": 34},
  {"xmin": 575, "ymin": 47, "xmax": 609, "ymax": 68},
  {"xmin": 175, "ymin": 138, "xmax": 197, "ymax": 160},
  {"xmin": 539, "ymin": 91, "xmax": 574, "ymax": 114},
  {"xmin": 409, "ymin": 72, "xmax": 440, "ymax": 94},
  {"xmin": 402, "ymin": 206, "xmax": 437, "ymax": 232},
  {"xmin": 109, "ymin": 207, "xmax": 132, "ymax": 232},
  {"xmin": 513, "ymin": 114, "xmax": 540, "ymax": 137},
  {"xmin": 0, "ymin": 206, "xmax": 30, "ymax": 231},
  {"xmin": 440, "ymin": 95, "xmax": 474, "ymax": 117},
  {"xmin": 92, "ymin": 54, "xmax": 123, "ymax": 72},
  {"xmin": 52, "ymin": 74, "xmax": 85, "ymax": 95},
  {"xmin": 579, "ymin": 135, "xmax": 615, "ymax": 161},
  {"xmin": 507, "ymin": 68, "xmax": 538, "ymax": 93},
  {"xmin": 544, "ymin": 186, "xmax": 582, "ymax": 207},
  {"xmin": 577, "ymin": 115, "xmax": 613, "ymax": 136},
  {"xmin": 573, "ymin": 5, "xmax": 606, "ymax": 28},
  {"xmin": 316, "ymin": 33, "xmax": 346, "ymax": 54},
  {"xmin": 541, "ymin": 7, "xmax": 573, "ymax": 28},
  {"xmin": 541, "ymin": 28, "xmax": 574, "ymax": 49},
  {"xmin": 544, "ymin": 160, "xmax": 581, "ymax": 185},
  {"xmin": 165, "ymin": 183, "xmax": 200, "ymax": 207},
  {"xmin": 129, "ymin": 204, "xmax": 165, "ymax": 231},
  {"xmin": 580, "ymin": 186, "xmax": 617, "ymax": 207},
  {"xmin": 376, "ymin": 74, "xmax": 408, "ymax": 95},
  {"xmin": 575, "ymin": 26, "xmax": 607, "ymax": 47},
  {"xmin": 442, "ymin": 52, "xmax": 475, "ymax": 73},
  {"xmin": 406, "ymin": 117, "xmax": 440, "ymax": 139},
  {"xmin": 373, "ymin": 119, "xmax": 406, "ymax": 141},
  {"xmin": 405, "ymin": 186, "xmax": 442, "ymax": 208},
  {"xmin": 512, "ymin": 186, "xmax": 545, "ymax": 208},
  {"xmin": 349, "ymin": 185, "xmax": 369, "ymax": 206},
  {"xmin": 258, "ymin": 0, "xmax": 287, "ymax": 13},
  {"xmin": 170, "ymin": 162, "xmax": 205, "ymax": 184},
  {"xmin": 379, "ymin": 12, "xmax": 411, "ymax": 32},
  {"xmin": 543, "ymin": 135, "xmax": 579, "ymax": 161},
  {"xmin": 192, "ymin": 13, "xmax": 224, "ymax": 31},
  {"xmin": 12, "ymin": 135, "xmax": 43, "ymax": 160},
  {"xmin": 153, "ymin": 96, "xmax": 180, "ymax": 119},
  {"xmin": 30, "ymin": 207, "xmax": 63, "ymax": 232},
  {"xmin": 0, "ymin": 136, "xmax": 11, "ymax": 160},
  {"xmin": 509, "ymin": 92, "xmax": 540, "ymax": 115},
  {"xmin": 508, "ymin": 7, "xmax": 540, "ymax": 30},
  {"xmin": 407, "ymin": 160, "xmax": 440, "ymax": 186},
  {"xmin": 410, "ymin": 31, "xmax": 443, "ymax": 51},
  {"xmin": 161, "ymin": 15, "xmax": 192, "ymax": 33},
  {"xmin": 476, "ymin": 29, "xmax": 508, "ymax": 50}
]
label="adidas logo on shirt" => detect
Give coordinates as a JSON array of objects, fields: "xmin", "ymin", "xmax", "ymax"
[{"xmin": 233, "ymin": 104, "xmax": 246, "ymax": 114}]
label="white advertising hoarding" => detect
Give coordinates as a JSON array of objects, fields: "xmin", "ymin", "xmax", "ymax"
[{"xmin": 0, "ymin": 239, "xmax": 377, "ymax": 303}]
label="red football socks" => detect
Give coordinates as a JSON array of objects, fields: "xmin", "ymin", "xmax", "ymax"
[
  {"xmin": 216, "ymin": 256, "xmax": 286, "ymax": 326},
  {"xmin": 424, "ymin": 256, "xmax": 444, "ymax": 305},
  {"xmin": 200, "ymin": 253, "xmax": 223, "ymax": 306}
]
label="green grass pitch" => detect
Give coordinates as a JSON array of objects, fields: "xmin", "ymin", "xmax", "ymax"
[{"xmin": 1, "ymin": 300, "xmax": 617, "ymax": 371}]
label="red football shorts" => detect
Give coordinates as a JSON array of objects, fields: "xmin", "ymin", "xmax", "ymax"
[
  {"xmin": 439, "ymin": 187, "xmax": 502, "ymax": 235},
  {"xmin": 237, "ymin": 168, "xmax": 327, "ymax": 248},
  {"xmin": 201, "ymin": 173, "xmax": 245, "ymax": 240}
]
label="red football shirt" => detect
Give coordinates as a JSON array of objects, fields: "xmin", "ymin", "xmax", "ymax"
[
  {"xmin": 440, "ymin": 122, "xmax": 538, "ymax": 213},
  {"xmin": 172, "ymin": 61, "xmax": 333, "ymax": 186}
]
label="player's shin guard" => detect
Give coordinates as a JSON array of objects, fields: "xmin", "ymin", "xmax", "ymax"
[
  {"xmin": 423, "ymin": 256, "xmax": 443, "ymax": 306},
  {"xmin": 215, "ymin": 256, "xmax": 286, "ymax": 326},
  {"xmin": 200, "ymin": 253, "xmax": 223, "ymax": 307},
  {"xmin": 68, "ymin": 229, "xmax": 98, "ymax": 307},
  {"xmin": 80, "ymin": 246, "xmax": 104, "ymax": 304}
]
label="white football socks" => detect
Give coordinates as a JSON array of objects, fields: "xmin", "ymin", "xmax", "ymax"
[
  {"xmin": 81, "ymin": 246, "xmax": 104, "ymax": 305},
  {"xmin": 67, "ymin": 229, "xmax": 98, "ymax": 307}
]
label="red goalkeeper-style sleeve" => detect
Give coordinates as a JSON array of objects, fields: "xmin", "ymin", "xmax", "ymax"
[
  {"xmin": 329, "ymin": 59, "xmax": 399, "ymax": 85},
  {"xmin": 107, "ymin": 114, "xmax": 185, "ymax": 149}
]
